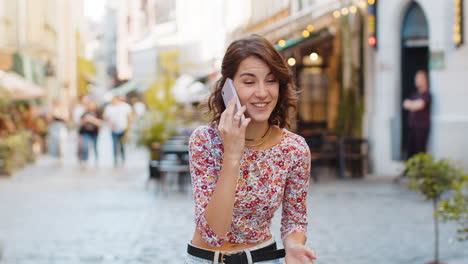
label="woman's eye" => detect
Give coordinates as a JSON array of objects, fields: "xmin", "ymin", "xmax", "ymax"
[
  {"xmin": 267, "ymin": 79, "xmax": 277, "ymax": 83},
  {"xmin": 244, "ymin": 81, "xmax": 255, "ymax": 85}
]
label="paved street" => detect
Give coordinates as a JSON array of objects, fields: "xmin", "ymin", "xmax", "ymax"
[{"xmin": 0, "ymin": 127, "xmax": 467, "ymax": 264}]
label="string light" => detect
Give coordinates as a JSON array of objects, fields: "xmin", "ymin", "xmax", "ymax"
[
  {"xmin": 302, "ymin": 30, "xmax": 310, "ymax": 38},
  {"xmin": 306, "ymin": 24, "xmax": 315, "ymax": 32},
  {"xmin": 350, "ymin": 6, "xmax": 357, "ymax": 13},
  {"xmin": 341, "ymin": 7, "xmax": 349, "ymax": 15},
  {"xmin": 333, "ymin": 10, "xmax": 341, "ymax": 18},
  {"xmin": 278, "ymin": 39, "xmax": 286, "ymax": 47},
  {"xmin": 368, "ymin": 0, "xmax": 375, "ymax": 5}
]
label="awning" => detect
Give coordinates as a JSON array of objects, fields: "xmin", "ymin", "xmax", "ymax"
[
  {"xmin": 274, "ymin": 28, "xmax": 329, "ymax": 51},
  {"xmin": 0, "ymin": 70, "xmax": 45, "ymax": 100},
  {"xmin": 110, "ymin": 80, "xmax": 143, "ymax": 96}
]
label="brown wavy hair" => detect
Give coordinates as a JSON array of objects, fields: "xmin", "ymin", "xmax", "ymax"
[{"xmin": 207, "ymin": 34, "xmax": 297, "ymax": 129}]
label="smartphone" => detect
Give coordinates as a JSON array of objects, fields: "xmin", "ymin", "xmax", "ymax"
[{"xmin": 221, "ymin": 78, "xmax": 246, "ymax": 125}]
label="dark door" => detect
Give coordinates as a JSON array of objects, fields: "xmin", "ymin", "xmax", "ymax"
[
  {"xmin": 399, "ymin": 2, "xmax": 429, "ymax": 160},
  {"xmin": 400, "ymin": 47, "xmax": 428, "ymax": 160}
]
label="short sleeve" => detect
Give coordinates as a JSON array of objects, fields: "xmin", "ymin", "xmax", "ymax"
[
  {"xmin": 189, "ymin": 127, "xmax": 227, "ymax": 247},
  {"xmin": 281, "ymin": 137, "xmax": 310, "ymax": 241}
]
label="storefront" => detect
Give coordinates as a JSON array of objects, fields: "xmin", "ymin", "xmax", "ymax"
[
  {"xmin": 367, "ymin": 0, "xmax": 468, "ymax": 176},
  {"xmin": 259, "ymin": 3, "xmax": 367, "ymax": 140}
]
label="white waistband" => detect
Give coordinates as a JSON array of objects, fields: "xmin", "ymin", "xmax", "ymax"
[{"xmin": 189, "ymin": 236, "xmax": 276, "ymax": 254}]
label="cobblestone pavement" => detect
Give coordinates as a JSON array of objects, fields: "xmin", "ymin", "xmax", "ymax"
[{"xmin": 0, "ymin": 127, "xmax": 467, "ymax": 264}]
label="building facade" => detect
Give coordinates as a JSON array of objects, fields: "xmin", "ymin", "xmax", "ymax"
[
  {"xmin": 368, "ymin": 0, "xmax": 468, "ymax": 176},
  {"xmin": 0, "ymin": 0, "xmax": 84, "ymax": 109}
]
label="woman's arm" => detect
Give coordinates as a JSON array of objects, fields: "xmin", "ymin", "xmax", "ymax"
[
  {"xmin": 281, "ymin": 138, "xmax": 316, "ymax": 263},
  {"xmin": 190, "ymin": 99, "xmax": 250, "ymax": 247}
]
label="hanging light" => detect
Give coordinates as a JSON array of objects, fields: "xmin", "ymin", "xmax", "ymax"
[
  {"xmin": 309, "ymin": 52, "xmax": 319, "ymax": 61},
  {"xmin": 307, "ymin": 24, "xmax": 315, "ymax": 32},
  {"xmin": 287, "ymin": 58, "xmax": 296, "ymax": 66},
  {"xmin": 368, "ymin": 0, "xmax": 376, "ymax": 5},
  {"xmin": 350, "ymin": 6, "xmax": 358, "ymax": 13},
  {"xmin": 302, "ymin": 30, "xmax": 310, "ymax": 38}
]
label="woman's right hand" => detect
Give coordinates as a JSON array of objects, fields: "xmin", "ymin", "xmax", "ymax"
[{"xmin": 218, "ymin": 98, "xmax": 251, "ymax": 162}]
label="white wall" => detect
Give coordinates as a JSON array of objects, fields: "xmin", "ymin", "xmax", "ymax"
[{"xmin": 369, "ymin": 0, "xmax": 468, "ymax": 176}]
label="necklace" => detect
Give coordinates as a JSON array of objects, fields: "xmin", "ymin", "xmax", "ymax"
[
  {"xmin": 244, "ymin": 125, "xmax": 272, "ymax": 147},
  {"xmin": 245, "ymin": 125, "xmax": 271, "ymax": 141}
]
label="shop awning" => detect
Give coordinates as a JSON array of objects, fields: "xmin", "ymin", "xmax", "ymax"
[
  {"xmin": 110, "ymin": 80, "xmax": 143, "ymax": 96},
  {"xmin": 0, "ymin": 70, "xmax": 45, "ymax": 100},
  {"xmin": 274, "ymin": 28, "xmax": 328, "ymax": 51}
]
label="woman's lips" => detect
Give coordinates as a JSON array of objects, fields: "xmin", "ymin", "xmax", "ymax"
[{"xmin": 251, "ymin": 102, "xmax": 269, "ymax": 110}]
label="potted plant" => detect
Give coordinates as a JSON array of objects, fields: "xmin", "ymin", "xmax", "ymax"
[
  {"xmin": 405, "ymin": 153, "xmax": 468, "ymax": 264},
  {"xmin": 438, "ymin": 178, "xmax": 468, "ymax": 242}
]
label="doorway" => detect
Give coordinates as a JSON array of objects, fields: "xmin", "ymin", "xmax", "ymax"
[{"xmin": 400, "ymin": 2, "xmax": 429, "ymax": 160}]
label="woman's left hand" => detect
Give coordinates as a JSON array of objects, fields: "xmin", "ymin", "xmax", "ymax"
[{"xmin": 285, "ymin": 244, "xmax": 316, "ymax": 264}]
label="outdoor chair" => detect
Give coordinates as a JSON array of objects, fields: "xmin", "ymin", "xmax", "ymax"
[
  {"xmin": 304, "ymin": 132, "xmax": 340, "ymax": 182},
  {"xmin": 342, "ymin": 137, "xmax": 369, "ymax": 178}
]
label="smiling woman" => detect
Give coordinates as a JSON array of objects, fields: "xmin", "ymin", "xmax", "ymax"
[{"xmin": 186, "ymin": 34, "xmax": 317, "ymax": 264}]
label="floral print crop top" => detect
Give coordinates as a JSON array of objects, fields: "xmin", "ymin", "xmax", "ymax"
[{"xmin": 189, "ymin": 125, "xmax": 311, "ymax": 247}]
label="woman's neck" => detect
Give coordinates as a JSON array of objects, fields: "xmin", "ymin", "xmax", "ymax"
[{"xmin": 245, "ymin": 121, "xmax": 270, "ymax": 140}]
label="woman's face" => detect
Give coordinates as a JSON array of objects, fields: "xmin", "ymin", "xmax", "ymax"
[{"xmin": 232, "ymin": 56, "xmax": 279, "ymax": 124}]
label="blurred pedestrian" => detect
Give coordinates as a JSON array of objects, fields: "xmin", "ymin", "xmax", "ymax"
[
  {"xmin": 73, "ymin": 95, "xmax": 89, "ymax": 161},
  {"xmin": 78, "ymin": 101, "xmax": 102, "ymax": 167},
  {"xmin": 103, "ymin": 96, "xmax": 133, "ymax": 167},
  {"xmin": 403, "ymin": 70, "xmax": 431, "ymax": 159},
  {"xmin": 186, "ymin": 35, "xmax": 316, "ymax": 264},
  {"xmin": 47, "ymin": 99, "xmax": 69, "ymax": 161},
  {"xmin": 72, "ymin": 95, "xmax": 89, "ymax": 125}
]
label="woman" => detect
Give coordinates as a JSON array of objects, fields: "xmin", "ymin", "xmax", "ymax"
[
  {"xmin": 186, "ymin": 34, "xmax": 316, "ymax": 264},
  {"xmin": 47, "ymin": 99, "xmax": 69, "ymax": 160},
  {"xmin": 78, "ymin": 101, "xmax": 102, "ymax": 167}
]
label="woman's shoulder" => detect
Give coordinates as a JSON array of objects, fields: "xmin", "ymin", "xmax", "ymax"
[
  {"xmin": 189, "ymin": 125, "xmax": 219, "ymax": 144},
  {"xmin": 281, "ymin": 129, "xmax": 310, "ymax": 155}
]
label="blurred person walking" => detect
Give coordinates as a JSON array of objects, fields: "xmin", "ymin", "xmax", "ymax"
[
  {"xmin": 403, "ymin": 70, "xmax": 431, "ymax": 159},
  {"xmin": 103, "ymin": 96, "xmax": 133, "ymax": 167},
  {"xmin": 47, "ymin": 99, "xmax": 69, "ymax": 162},
  {"xmin": 73, "ymin": 95, "xmax": 89, "ymax": 160},
  {"xmin": 72, "ymin": 95, "xmax": 89, "ymax": 125},
  {"xmin": 186, "ymin": 35, "xmax": 316, "ymax": 264},
  {"xmin": 78, "ymin": 101, "xmax": 102, "ymax": 168}
]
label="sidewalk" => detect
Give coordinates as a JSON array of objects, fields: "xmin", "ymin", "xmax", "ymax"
[{"xmin": 0, "ymin": 129, "xmax": 467, "ymax": 263}]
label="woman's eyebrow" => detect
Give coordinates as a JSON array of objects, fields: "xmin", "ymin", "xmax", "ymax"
[
  {"xmin": 239, "ymin": 72, "xmax": 256, "ymax": 78},
  {"xmin": 239, "ymin": 72, "xmax": 273, "ymax": 78}
]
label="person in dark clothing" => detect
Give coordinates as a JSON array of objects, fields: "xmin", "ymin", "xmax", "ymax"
[
  {"xmin": 403, "ymin": 70, "xmax": 431, "ymax": 159},
  {"xmin": 78, "ymin": 101, "xmax": 102, "ymax": 167}
]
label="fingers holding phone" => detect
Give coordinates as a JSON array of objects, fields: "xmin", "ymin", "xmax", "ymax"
[{"xmin": 218, "ymin": 98, "xmax": 251, "ymax": 161}]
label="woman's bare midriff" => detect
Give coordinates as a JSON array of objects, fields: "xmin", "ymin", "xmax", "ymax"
[{"xmin": 191, "ymin": 232, "xmax": 272, "ymax": 251}]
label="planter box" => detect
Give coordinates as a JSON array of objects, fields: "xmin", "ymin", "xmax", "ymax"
[{"xmin": 0, "ymin": 131, "xmax": 34, "ymax": 176}]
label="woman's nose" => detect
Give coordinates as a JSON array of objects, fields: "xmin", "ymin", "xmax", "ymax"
[{"xmin": 254, "ymin": 82, "xmax": 268, "ymax": 98}]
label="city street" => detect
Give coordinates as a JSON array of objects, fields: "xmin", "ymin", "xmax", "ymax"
[{"xmin": 0, "ymin": 127, "xmax": 467, "ymax": 264}]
